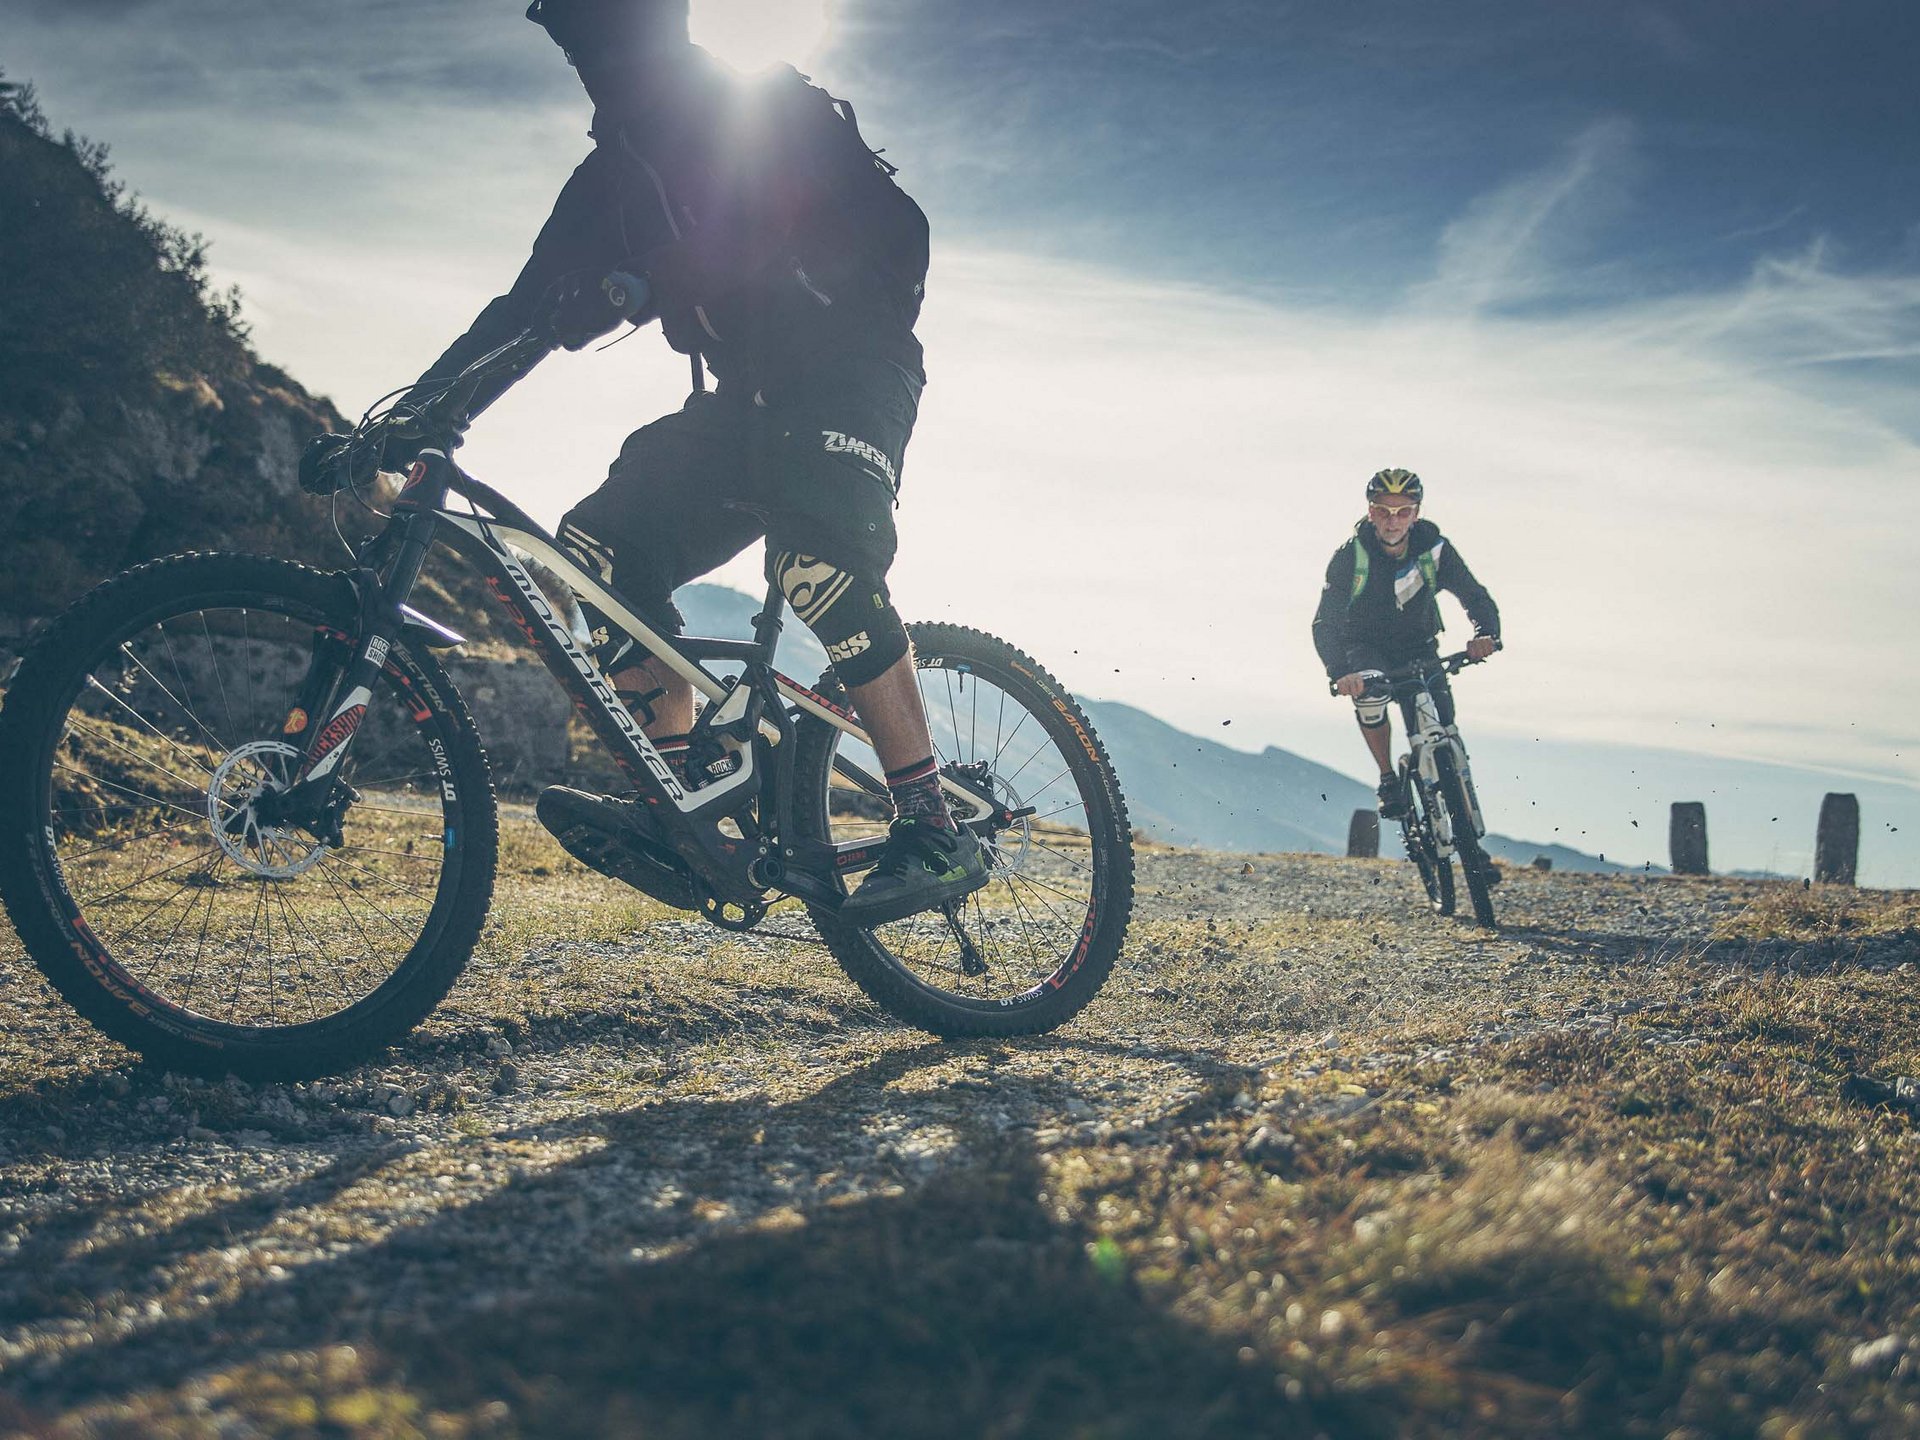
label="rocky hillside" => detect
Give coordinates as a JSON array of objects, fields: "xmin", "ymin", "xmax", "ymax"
[{"xmin": 0, "ymin": 77, "xmax": 354, "ymax": 619}]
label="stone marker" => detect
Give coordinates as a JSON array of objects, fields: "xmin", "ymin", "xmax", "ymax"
[
  {"xmin": 1670, "ymin": 802, "xmax": 1708, "ymax": 876},
  {"xmin": 1347, "ymin": 809, "xmax": 1380, "ymax": 859},
  {"xmin": 1815, "ymin": 792, "xmax": 1859, "ymax": 886}
]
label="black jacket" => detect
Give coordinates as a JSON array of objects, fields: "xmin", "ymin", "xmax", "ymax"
[
  {"xmin": 1311, "ymin": 518, "xmax": 1500, "ymax": 679},
  {"xmin": 407, "ymin": 51, "xmax": 928, "ymax": 418}
]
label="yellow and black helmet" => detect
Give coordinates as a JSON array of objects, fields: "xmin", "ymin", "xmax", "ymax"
[{"xmin": 1365, "ymin": 467, "xmax": 1423, "ymax": 503}]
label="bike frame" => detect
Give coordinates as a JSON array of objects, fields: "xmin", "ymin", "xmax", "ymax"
[
  {"xmin": 1366, "ymin": 659, "xmax": 1487, "ymax": 859},
  {"xmin": 1405, "ymin": 691, "xmax": 1479, "ymax": 855},
  {"xmin": 280, "ymin": 444, "xmax": 994, "ymax": 914}
]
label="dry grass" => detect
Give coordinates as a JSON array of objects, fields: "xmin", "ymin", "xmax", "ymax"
[
  {"xmin": 7, "ymin": 832, "xmax": 1920, "ymax": 1436},
  {"xmin": 1035, "ymin": 959, "xmax": 1920, "ymax": 1437},
  {"xmin": 1711, "ymin": 881, "xmax": 1920, "ymax": 944}
]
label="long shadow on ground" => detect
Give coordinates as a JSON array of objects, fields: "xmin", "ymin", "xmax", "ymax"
[{"xmin": 4, "ymin": 1041, "xmax": 1387, "ymax": 1438}]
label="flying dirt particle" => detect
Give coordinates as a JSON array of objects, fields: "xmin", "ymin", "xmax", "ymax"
[{"xmin": 1222, "ymin": 719, "xmax": 1231, "ymax": 727}]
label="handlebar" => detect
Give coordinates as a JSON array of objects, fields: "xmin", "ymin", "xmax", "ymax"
[
  {"xmin": 386, "ymin": 330, "xmax": 553, "ymax": 440},
  {"xmin": 1328, "ymin": 640, "xmax": 1502, "ymax": 699},
  {"xmin": 307, "ymin": 331, "xmax": 553, "ymax": 497}
]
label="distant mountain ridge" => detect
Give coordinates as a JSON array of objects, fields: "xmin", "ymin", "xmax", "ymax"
[
  {"xmin": 1079, "ymin": 697, "xmax": 1629, "ymax": 871},
  {"xmin": 673, "ymin": 584, "xmax": 1622, "ymax": 870}
]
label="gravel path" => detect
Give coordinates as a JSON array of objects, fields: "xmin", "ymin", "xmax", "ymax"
[{"xmin": 0, "ymin": 842, "xmax": 1906, "ymax": 1427}]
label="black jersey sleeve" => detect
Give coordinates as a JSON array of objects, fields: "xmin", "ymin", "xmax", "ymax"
[
  {"xmin": 1437, "ymin": 538, "xmax": 1500, "ymax": 638},
  {"xmin": 400, "ymin": 146, "xmax": 656, "ymax": 424},
  {"xmin": 1311, "ymin": 543, "xmax": 1358, "ymax": 679}
]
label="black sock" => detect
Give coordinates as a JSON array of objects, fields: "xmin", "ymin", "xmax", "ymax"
[{"xmin": 886, "ymin": 756, "xmax": 953, "ymax": 830}]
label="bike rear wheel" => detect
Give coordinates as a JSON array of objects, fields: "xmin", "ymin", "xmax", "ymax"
[
  {"xmin": 0, "ymin": 554, "xmax": 498, "ymax": 1078},
  {"xmin": 792, "ymin": 624, "xmax": 1134, "ymax": 1037},
  {"xmin": 1433, "ymin": 749, "xmax": 1496, "ymax": 927},
  {"xmin": 1399, "ymin": 758, "xmax": 1454, "ymax": 916}
]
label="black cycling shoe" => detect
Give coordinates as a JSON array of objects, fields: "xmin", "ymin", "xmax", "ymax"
[
  {"xmin": 536, "ymin": 785, "xmax": 698, "ymax": 911},
  {"xmin": 839, "ymin": 818, "xmax": 991, "ymax": 928},
  {"xmin": 1376, "ymin": 775, "xmax": 1408, "ymax": 821}
]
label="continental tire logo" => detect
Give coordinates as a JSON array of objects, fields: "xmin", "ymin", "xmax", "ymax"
[{"xmin": 1052, "ymin": 698, "xmax": 1102, "ymax": 767}]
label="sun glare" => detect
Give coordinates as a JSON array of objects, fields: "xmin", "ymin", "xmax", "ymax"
[{"xmin": 690, "ymin": 0, "xmax": 834, "ymax": 72}]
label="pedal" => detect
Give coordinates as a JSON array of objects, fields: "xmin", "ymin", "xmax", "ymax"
[{"xmin": 537, "ymin": 787, "xmax": 697, "ymax": 911}]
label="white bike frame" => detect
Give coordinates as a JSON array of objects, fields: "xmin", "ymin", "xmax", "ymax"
[{"xmin": 1404, "ymin": 690, "xmax": 1484, "ymax": 858}]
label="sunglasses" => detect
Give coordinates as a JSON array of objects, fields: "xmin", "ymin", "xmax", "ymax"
[{"xmin": 1368, "ymin": 502, "xmax": 1418, "ymax": 520}]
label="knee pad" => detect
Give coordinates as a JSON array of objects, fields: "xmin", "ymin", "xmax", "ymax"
[
  {"xmin": 1354, "ymin": 696, "xmax": 1390, "ymax": 728},
  {"xmin": 769, "ymin": 549, "xmax": 907, "ymax": 688}
]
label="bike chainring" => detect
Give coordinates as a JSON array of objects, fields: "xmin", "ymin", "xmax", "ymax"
[{"xmin": 696, "ymin": 884, "xmax": 769, "ymax": 932}]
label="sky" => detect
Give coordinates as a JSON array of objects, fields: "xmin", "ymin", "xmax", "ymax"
[{"xmin": 5, "ymin": 0, "xmax": 1918, "ymax": 881}]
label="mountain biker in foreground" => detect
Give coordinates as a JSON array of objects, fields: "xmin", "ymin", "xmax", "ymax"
[
  {"xmin": 1312, "ymin": 468, "xmax": 1501, "ymax": 822},
  {"xmin": 301, "ymin": 0, "xmax": 987, "ymax": 926}
]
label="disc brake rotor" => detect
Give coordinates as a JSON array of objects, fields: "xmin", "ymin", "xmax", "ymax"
[{"xmin": 206, "ymin": 740, "xmax": 328, "ymax": 878}]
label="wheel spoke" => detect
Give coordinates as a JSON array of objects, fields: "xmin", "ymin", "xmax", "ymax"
[
  {"xmin": 65, "ymin": 718, "xmax": 212, "ymax": 801},
  {"xmin": 23, "ymin": 585, "xmax": 474, "ymax": 1047},
  {"xmin": 114, "ymin": 641, "xmax": 233, "ymax": 762},
  {"xmin": 814, "ymin": 641, "xmax": 1127, "ymax": 1022},
  {"xmin": 197, "ymin": 612, "xmax": 240, "ymax": 740}
]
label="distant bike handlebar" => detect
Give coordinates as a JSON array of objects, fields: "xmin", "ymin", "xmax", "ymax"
[{"xmin": 1330, "ymin": 639, "xmax": 1503, "ymax": 699}]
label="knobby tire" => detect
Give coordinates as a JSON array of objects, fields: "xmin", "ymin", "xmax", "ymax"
[
  {"xmin": 0, "ymin": 553, "xmax": 498, "ymax": 1079},
  {"xmin": 793, "ymin": 624, "xmax": 1133, "ymax": 1037}
]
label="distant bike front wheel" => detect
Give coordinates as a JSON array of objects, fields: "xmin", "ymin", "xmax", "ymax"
[
  {"xmin": 1433, "ymin": 749, "xmax": 1496, "ymax": 927},
  {"xmin": 1400, "ymin": 758, "xmax": 1455, "ymax": 916},
  {"xmin": 793, "ymin": 624, "xmax": 1134, "ymax": 1037},
  {"xmin": 0, "ymin": 554, "xmax": 499, "ymax": 1078}
]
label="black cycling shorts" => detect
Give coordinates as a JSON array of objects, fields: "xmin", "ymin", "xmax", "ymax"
[{"xmin": 559, "ymin": 354, "xmax": 919, "ymax": 634}]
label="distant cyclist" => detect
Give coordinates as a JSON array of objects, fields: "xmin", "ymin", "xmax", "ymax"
[
  {"xmin": 302, "ymin": 0, "xmax": 987, "ymax": 925},
  {"xmin": 1312, "ymin": 469, "xmax": 1501, "ymax": 818}
]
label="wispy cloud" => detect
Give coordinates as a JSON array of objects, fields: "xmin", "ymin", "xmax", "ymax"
[{"xmin": 1416, "ymin": 118, "xmax": 1639, "ymax": 313}]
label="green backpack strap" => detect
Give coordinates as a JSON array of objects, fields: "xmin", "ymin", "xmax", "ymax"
[
  {"xmin": 1347, "ymin": 537, "xmax": 1369, "ymax": 604},
  {"xmin": 1417, "ymin": 544, "xmax": 1439, "ymax": 597}
]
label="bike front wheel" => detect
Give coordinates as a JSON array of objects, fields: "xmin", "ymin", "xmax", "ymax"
[
  {"xmin": 1400, "ymin": 759, "xmax": 1454, "ymax": 916},
  {"xmin": 792, "ymin": 624, "xmax": 1134, "ymax": 1037},
  {"xmin": 0, "ymin": 554, "xmax": 499, "ymax": 1078},
  {"xmin": 1433, "ymin": 749, "xmax": 1496, "ymax": 927}
]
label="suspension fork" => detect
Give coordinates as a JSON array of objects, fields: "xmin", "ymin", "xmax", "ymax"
[
  {"xmin": 273, "ymin": 459, "xmax": 447, "ymax": 827},
  {"xmin": 1439, "ymin": 726, "xmax": 1485, "ymax": 839}
]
